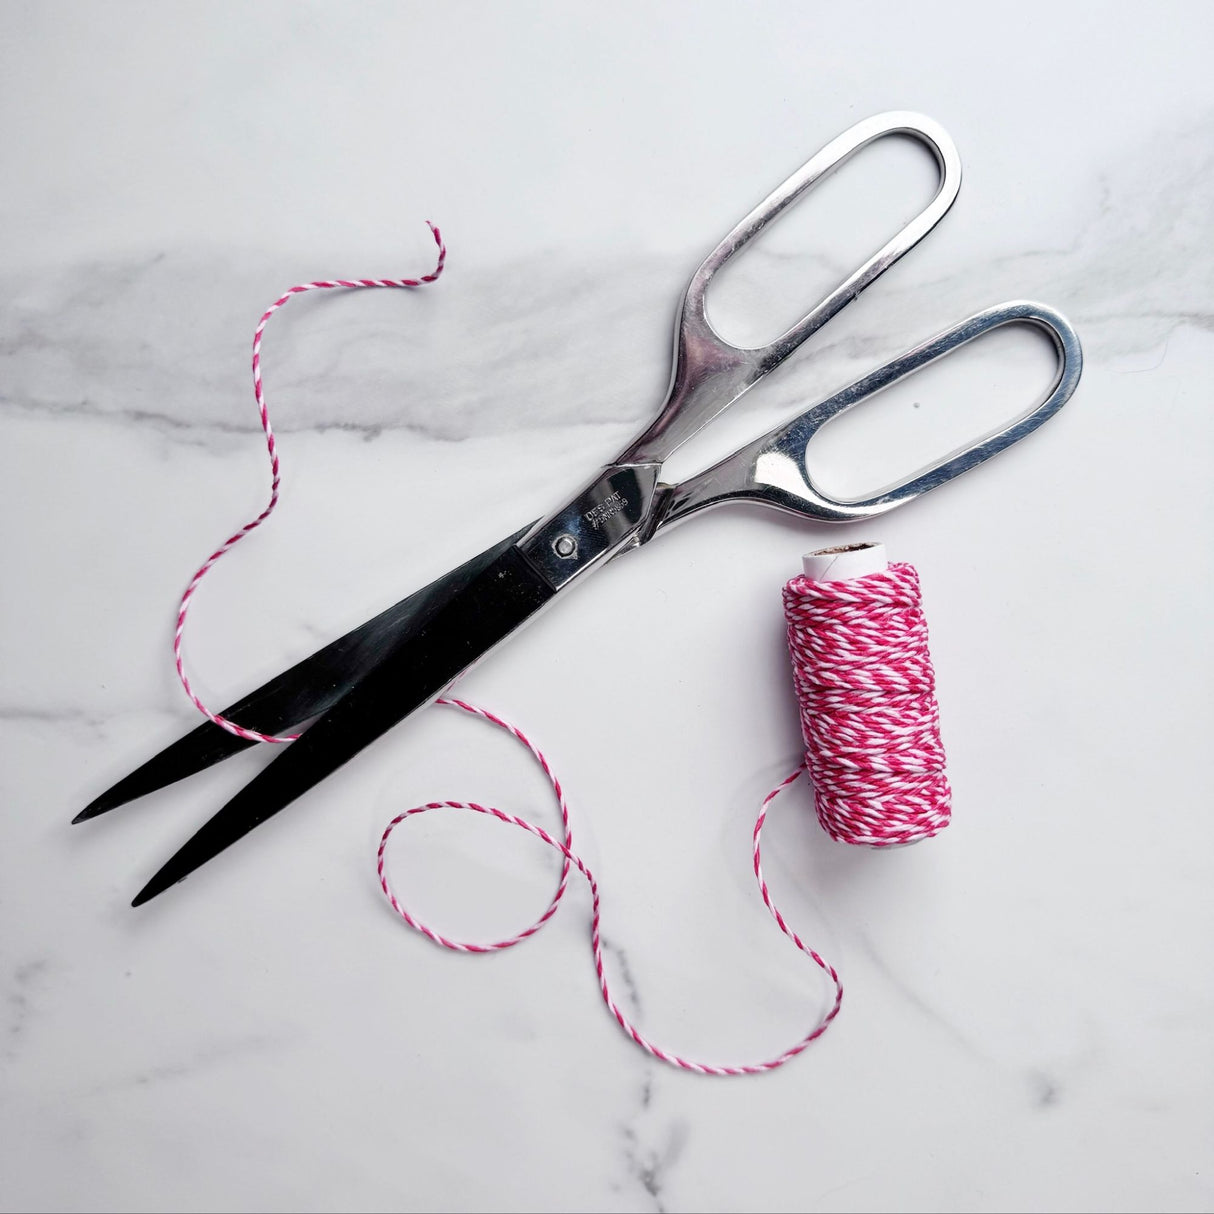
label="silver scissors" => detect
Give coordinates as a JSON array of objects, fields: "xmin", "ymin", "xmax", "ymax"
[{"xmin": 76, "ymin": 112, "xmax": 1083, "ymax": 905}]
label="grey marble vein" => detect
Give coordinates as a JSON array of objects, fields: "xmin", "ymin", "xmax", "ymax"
[
  {"xmin": 81, "ymin": 1032, "xmax": 282, "ymax": 1095},
  {"xmin": 597, "ymin": 939, "xmax": 700, "ymax": 1214},
  {"xmin": 4, "ymin": 959, "xmax": 50, "ymax": 1064},
  {"xmin": 600, "ymin": 936, "xmax": 643, "ymax": 1019},
  {"xmin": 0, "ymin": 704, "xmax": 112, "ymax": 729},
  {"xmin": 855, "ymin": 929, "xmax": 994, "ymax": 1065},
  {"xmin": 3, "ymin": 118, "xmax": 1211, "ymax": 456},
  {"xmin": 618, "ymin": 1108, "xmax": 689, "ymax": 1214}
]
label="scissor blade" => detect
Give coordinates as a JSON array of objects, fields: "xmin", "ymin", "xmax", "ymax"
[
  {"xmin": 75, "ymin": 524, "xmax": 533, "ymax": 823},
  {"xmin": 131, "ymin": 544, "xmax": 555, "ymax": 906}
]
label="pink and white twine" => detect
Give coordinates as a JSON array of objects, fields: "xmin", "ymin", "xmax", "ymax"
[
  {"xmin": 783, "ymin": 565, "xmax": 951, "ymax": 847},
  {"xmin": 172, "ymin": 225, "xmax": 951, "ymax": 1075},
  {"xmin": 376, "ymin": 704, "xmax": 843, "ymax": 1076},
  {"xmin": 173, "ymin": 223, "xmax": 446, "ymax": 744}
]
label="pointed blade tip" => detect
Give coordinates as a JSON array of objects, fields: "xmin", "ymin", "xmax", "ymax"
[
  {"xmin": 130, "ymin": 882, "xmax": 161, "ymax": 908},
  {"xmin": 131, "ymin": 867, "xmax": 180, "ymax": 907},
  {"xmin": 73, "ymin": 798, "xmax": 112, "ymax": 824},
  {"xmin": 74, "ymin": 779, "xmax": 146, "ymax": 823}
]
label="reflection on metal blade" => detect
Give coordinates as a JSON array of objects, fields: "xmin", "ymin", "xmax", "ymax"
[
  {"xmin": 131, "ymin": 544, "xmax": 555, "ymax": 905},
  {"xmin": 75, "ymin": 524, "xmax": 534, "ymax": 821}
]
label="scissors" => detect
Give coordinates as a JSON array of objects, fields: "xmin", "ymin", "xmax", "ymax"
[{"xmin": 76, "ymin": 112, "xmax": 1082, "ymax": 905}]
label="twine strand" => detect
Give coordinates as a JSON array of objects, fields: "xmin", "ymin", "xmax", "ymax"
[{"xmin": 172, "ymin": 223, "xmax": 446, "ymax": 743}]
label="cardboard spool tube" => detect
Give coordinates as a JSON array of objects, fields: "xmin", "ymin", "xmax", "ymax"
[{"xmin": 802, "ymin": 542, "xmax": 887, "ymax": 582}]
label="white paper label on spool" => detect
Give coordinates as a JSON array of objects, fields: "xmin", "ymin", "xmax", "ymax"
[{"xmin": 802, "ymin": 542, "xmax": 888, "ymax": 582}]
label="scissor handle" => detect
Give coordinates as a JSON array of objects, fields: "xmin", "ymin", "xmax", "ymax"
[
  {"xmin": 621, "ymin": 111, "xmax": 962, "ymax": 466},
  {"xmin": 655, "ymin": 301, "xmax": 1083, "ymax": 527}
]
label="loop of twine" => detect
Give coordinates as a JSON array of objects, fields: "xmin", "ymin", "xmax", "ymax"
[{"xmin": 377, "ymin": 713, "xmax": 842, "ymax": 1076}]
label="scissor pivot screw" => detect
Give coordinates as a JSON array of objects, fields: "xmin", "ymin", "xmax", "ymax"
[{"xmin": 552, "ymin": 534, "xmax": 578, "ymax": 559}]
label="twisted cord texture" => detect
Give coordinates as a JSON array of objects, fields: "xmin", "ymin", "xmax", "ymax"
[
  {"xmin": 173, "ymin": 223, "xmax": 446, "ymax": 743},
  {"xmin": 783, "ymin": 564, "xmax": 951, "ymax": 846},
  {"xmin": 378, "ymin": 708, "xmax": 842, "ymax": 1076}
]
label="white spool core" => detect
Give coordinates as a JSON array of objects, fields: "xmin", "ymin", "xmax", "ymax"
[{"xmin": 802, "ymin": 542, "xmax": 888, "ymax": 582}]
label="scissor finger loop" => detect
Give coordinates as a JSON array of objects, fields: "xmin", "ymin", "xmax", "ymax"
[
  {"xmin": 624, "ymin": 111, "xmax": 963, "ymax": 466},
  {"xmin": 655, "ymin": 299, "xmax": 1084, "ymax": 528}
]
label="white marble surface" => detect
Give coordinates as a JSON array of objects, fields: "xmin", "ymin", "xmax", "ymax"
[{"xmin": 3, "ymin": 3, "xmax": 1212, "ymax": 1211}]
